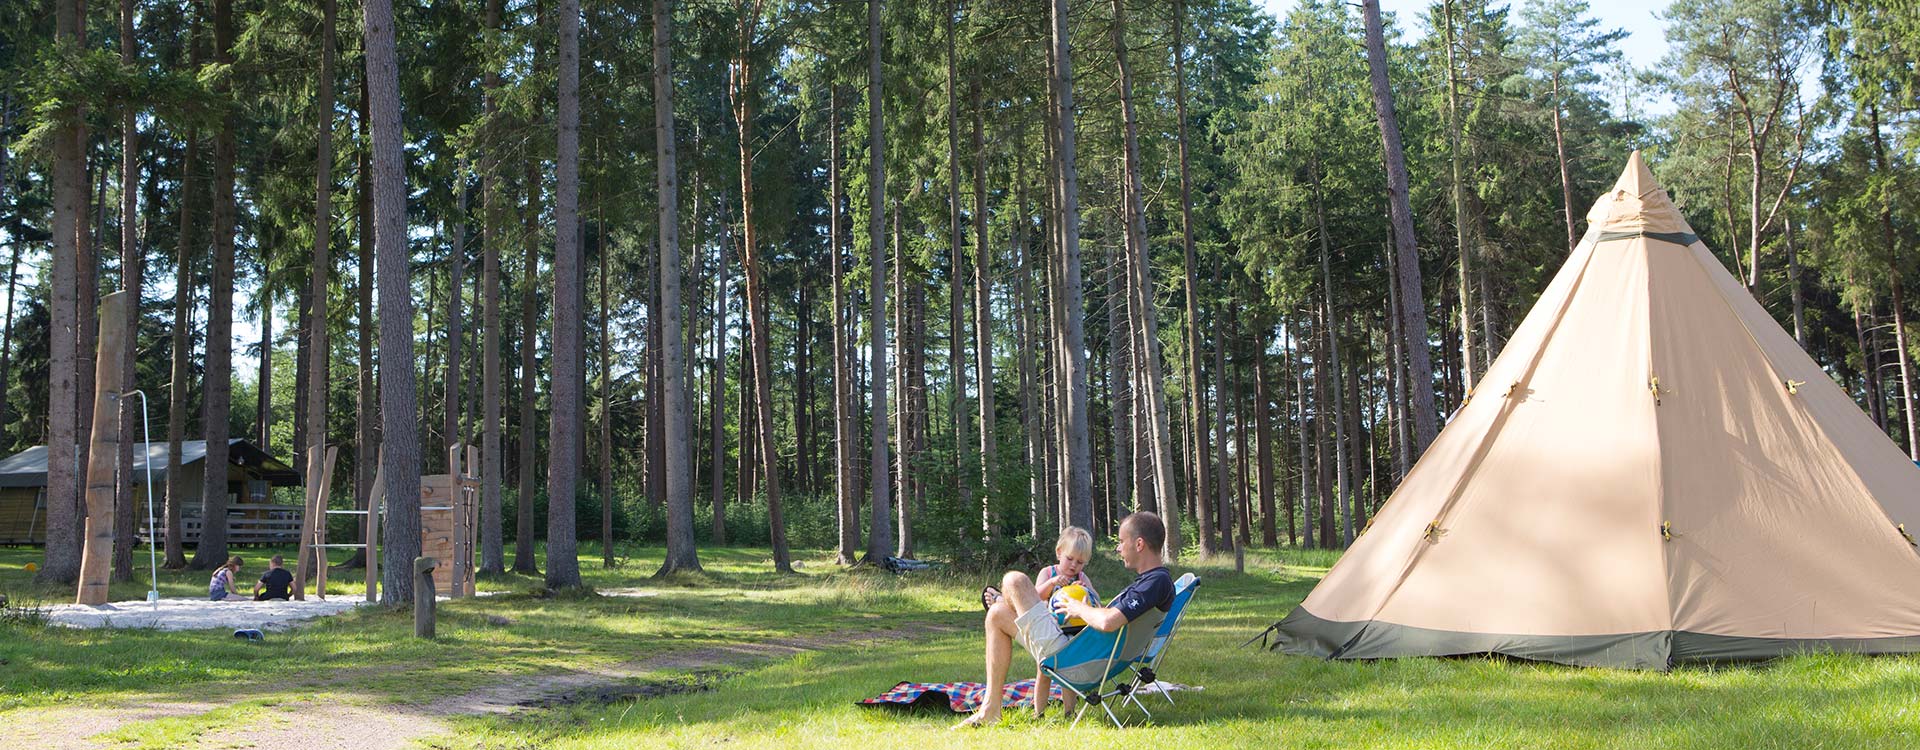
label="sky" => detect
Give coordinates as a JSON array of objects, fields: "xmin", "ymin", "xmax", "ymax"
[{"xmin": 1256, "ymin": 0, "xmax": 1679, "ymax": 112}]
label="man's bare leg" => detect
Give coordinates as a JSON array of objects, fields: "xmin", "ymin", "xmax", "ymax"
[{"xmin": 955, "ymin": 571, "xmax": 1042, "ymax": 729}]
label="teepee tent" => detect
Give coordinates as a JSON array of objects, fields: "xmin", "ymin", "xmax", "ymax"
[{"xmin": 1268, "ymin": 152, "xmax": 1920, "ymax": 670}]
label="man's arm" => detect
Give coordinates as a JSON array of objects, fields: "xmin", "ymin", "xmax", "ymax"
[{"xmin": 1054, "ymin": 598, "xmax": 1128, "ymax": 633}]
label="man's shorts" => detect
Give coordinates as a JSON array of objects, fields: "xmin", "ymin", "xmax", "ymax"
[{"xmin": 1013, "ymin": 602, "xmax": 1073, "ymax": 662}]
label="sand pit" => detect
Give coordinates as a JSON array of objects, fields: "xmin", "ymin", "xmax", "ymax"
[{"xmin": 42, "ymin": 596, "xmax": 368, "ymax": 631}]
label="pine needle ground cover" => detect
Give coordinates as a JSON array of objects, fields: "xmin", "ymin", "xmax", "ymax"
[{"xmin": 5, "ymin": 547, "xmax": 1920, "ymax": 749}]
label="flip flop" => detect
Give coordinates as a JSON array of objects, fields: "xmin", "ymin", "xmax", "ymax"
[{"xmin": 980, "ymin": 585, "xmax": 1002, "ymax": 610}]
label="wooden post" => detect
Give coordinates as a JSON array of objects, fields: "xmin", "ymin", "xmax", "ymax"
[
  {"xmin": 294, "ymin": 446, "xmax": 321, "ymax": 600},
  {"xmin": 413, "ymin": 556, "xmax": 436, "ymax": 638},
  {"xmin": 296, "ymin": 445, "xmax": 338, "ymax": 599},
  {"xmin": 365, "ymin": 455, "xmax": 385, "ymax": 602},
  {"xmin": 78, "ymin": 291, "xmax": 132, "ymax": 605},
  {"xmin": 311, "ymin": 447, "xmax": 338, "ymax": 597},
  {"xmin": 464, "ymin": 443, "xmax": 480, "ymax": 596}
]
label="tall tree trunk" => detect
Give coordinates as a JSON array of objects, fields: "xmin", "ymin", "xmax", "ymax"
[
  {"xmin": 545, "ymin": 0, "xmax": 585, "ymax": 589},
  {"xmin": 0, "ymin": 93, "xmax": 11, "ymax": 445},
  {"xmin": 1441, "ymin": 0, "xmax": 1475, "ymax": 391},
  {"xmin": 832, "ymin": 86, "xmax": 859, "ymax": 564},
  {"xmin": 113, "ymin": 0, "xmax": 142, "ymax": 583},
  {"xmin": 943, "ymin": 1, "xmax": 972, "ymax": 535},
  {"xmin": 479, "ymin": 0, "xmax": 505, "ymax": 575},
  {"xmin": 1048, "ymin": 0, "xmax": 1094, "ymax": 532},
  {"xmin": 512, "ymin": 139, "xmax": 541, "ymax": 576},
  {"xmin": 710, "ymin": 196, "xmax": 729, "ymax": 545},
  {"xmin": 1293, "ymin": 315, "xmax": 1313, "ymax": 550},
  {"xmin": 1115, "ymin": 0, "xmax": 1178, "ymax": 553},
  {"xmin": 1255, "ymin": 330, "xmax": 1276, "ymax": 547},
  {"xmin": 655, "ymin": 0, "xmax": 699, "ymax": 575},
  {"xmin": 1858, "ymin": 303, "xmax": 1886, "ymax": 429},
  {"xmin": 1213, "ymin": 261, "xmax": 1233, "ymax": 552},
  {"xmin": 257, "ymin": 293, "xmax": 272, "ymax": 447},
  {"xmin": 1017, "ymin": 174, "xmax": 1040, "ymax": 538},
  {"xmin": 1362, "ymin": 0, "xmax": 1437, "ymax": 457},
  {"xmin": 970, "ymin": 79, "xmax": 996, "ymax": 544},
  {"xmin": 864, "ymin": 0, "xmax": 895, "ymax": 562},
  {"xmin": 366, "ymin": 0, "xmax": 421, "ymax": 604},
  {"xmin": 189, "ymin": 0, "xmax": 238, "ymax": 571},
  {"xmin": 732, "ymin": 0, "xmax": 789, "ymax": 573},
  {"xmin": 1785, "ymin": 215, "xmax": 1804, "ymax": 347},
  {"xmin": 165, "ymin": 116, "xmax": 198, "ymax": 570},
  {"xmin": 1234, "ymin": 340, "xmax": 1251, "ymax": 548},
  {"xmin": 599, "ymin": 211, "xmax": 613, "ymax": 567},
  {"xmin": 1312, "ymin": 307, "xmax": 1334, "ymax": 548},
  {"xmin": 352, "ymin": 76, "xmax": 378, "ymax": 570},
  {"xmin": 446, "ymin": 166, "xmax": 467, "ymax": 464},
  {"xmin": 1550, "ymin": 71, "xmax": 1576, "ymax": 254}
]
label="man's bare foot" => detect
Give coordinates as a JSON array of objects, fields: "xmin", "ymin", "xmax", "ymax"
[{"xmin": 952, "ymin": 710, "xmax": 1000, "ymax": 729}]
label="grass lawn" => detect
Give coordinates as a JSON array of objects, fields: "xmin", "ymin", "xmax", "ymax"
[{"xmin": 6, "ymin": 544, "xmax": 1920, "ymax": 748}]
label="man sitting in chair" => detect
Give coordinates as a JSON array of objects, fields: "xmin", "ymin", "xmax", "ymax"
[{"xmin": 955, "ymin": 511, "xmax": 1175, "ymax": 729}]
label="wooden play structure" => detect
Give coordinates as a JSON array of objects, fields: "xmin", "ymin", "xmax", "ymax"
[{"xmin": 302, "ymin": 444, "xmax": 480, "ymax": 602}]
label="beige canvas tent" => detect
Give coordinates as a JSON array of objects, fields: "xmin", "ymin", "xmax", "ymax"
[{"xmin": 1269, "ymin": 152, "xmax": 1920, "ymax": 669}]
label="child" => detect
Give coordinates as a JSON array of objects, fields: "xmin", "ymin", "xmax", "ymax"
[
  {"xmin": 979, "ymin": 528, "xmax": 1100, "ymax": 718},
  {"xmin": 208, "ymin": 556, "xmax": 248, "ymax": 601},
  {"xmin": 1030, "ymin": 527, "xmax": 1097, "ymax": 718}
]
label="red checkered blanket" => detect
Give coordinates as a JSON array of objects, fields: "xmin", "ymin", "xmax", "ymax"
[{"xmin": 859, "ymin": 679, "xmax": 1065, "ymax": 713}]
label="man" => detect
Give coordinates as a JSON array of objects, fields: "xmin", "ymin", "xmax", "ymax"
[
  {"xmin": 254, "ymin": 555, "xmax": 295, "ymax": 601},
  {"xmin": 955, "ymin": 511, "xmax": 1176, "ymax": 729}
]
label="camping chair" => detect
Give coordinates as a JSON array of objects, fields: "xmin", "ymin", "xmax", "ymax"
[
  {"xmin": 1121, "ymin": 573, "xmax": 1200, "ymax": 718},
  {"xmin": 1039, "ymin": 601, "xmax": 1167, "ymax": 728}
]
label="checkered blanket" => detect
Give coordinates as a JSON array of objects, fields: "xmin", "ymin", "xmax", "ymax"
[{"xmin": 858, "ymin": 679, "xmax": 1066, "ymax": 713}]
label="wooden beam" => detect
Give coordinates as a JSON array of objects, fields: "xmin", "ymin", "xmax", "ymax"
[{"xmin": 78, "ymin": 291, "xmax": 132, "ymax": 605}]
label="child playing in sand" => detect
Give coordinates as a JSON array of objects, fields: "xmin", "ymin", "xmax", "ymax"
[{"xmin": 208, "ymin": 556, "xmax": 247, "ymax": 601}]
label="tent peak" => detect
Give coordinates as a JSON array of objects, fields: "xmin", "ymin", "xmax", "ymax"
[
  {"xmin": 1584, "ymin": 151, "xmax": 1694, "ymax": 240},
  {"xmin": 1614, "ymin": 150, "xmax": 1660, "ymax": 197}
]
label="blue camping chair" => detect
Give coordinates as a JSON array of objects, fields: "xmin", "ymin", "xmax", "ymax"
[
  {"xmin": 1121, "ymin": 573, "xmax": 1200, "ymax": 719},
  {"xmin": 1039, "ymin": 574, "xmax": 1199, "ymax": 728}
]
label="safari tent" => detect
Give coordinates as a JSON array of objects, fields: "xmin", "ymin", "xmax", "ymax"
[{"xmin": 1268, "ymin": 153, "xmax": 1920, "ymax": 669}]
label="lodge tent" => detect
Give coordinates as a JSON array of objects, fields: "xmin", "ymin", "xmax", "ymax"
[
  {"xmin": 0, "ymin": 439, "xmax": 301, "ymax": 545},
  {"xmin": 1267, "ymin": 152, "xmax": 1920, "ymax": 669}
]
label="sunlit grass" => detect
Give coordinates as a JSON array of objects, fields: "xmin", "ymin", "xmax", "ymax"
[{"xmin": 8, "ymin": 544, "xmax": 1920, "ymax": 749}]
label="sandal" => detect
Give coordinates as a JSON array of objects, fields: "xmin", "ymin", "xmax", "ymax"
[{"xmin": 980, "ymin": 585, "xmax": 1002, "ymax": 610}]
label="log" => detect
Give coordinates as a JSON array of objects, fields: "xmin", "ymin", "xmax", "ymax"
[{"xmin": 78, "ymin": 291, "xmax": 132, "ymax": 605}]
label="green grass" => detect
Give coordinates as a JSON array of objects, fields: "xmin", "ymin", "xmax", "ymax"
[{"xmin": 8, "ymin": 543, "xmax": 1920, "ymax": 749}]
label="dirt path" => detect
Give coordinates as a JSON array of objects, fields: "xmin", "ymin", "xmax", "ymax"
[{"xmin": 13, "ymin": 622, "xmax": 962, "ymax": 750}]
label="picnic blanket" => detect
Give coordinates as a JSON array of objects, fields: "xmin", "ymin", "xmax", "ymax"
[{"xmin": 859, "ymin": 679, "xmax": 1065, "ymax": 713}]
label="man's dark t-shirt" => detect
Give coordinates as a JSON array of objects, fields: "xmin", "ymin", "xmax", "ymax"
[
  {"xmin": 1107, "ymin": 566, "xmax": 1175, "ymax": 623},
  {"xmin": 257, "ymin": 568, "xmax": 294, "ymax": 600}
]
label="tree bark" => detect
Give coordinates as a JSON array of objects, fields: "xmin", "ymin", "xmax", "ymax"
[
  {"xmin": 1550, "ymin": 71, "xmax": 1576, "ymax": 254},
  {"xmin": 352, "ymin": 75, "xmax": 379, "ymax": 570},
  {"xmin": 943, "ymin": 1, "xmax": 972, "ymax": 536},
  {"xmin": 1116, "ymin": 0, "xmax": 1178, "ymax": 554},
  {"xmin": 1255, "ymin": 329, "xmax": 1276, "ymax": 547},
  {"xmin": 1048, "ymin": 0, "xmax": 1094, "ymax": 532},
  {"xmin": 479, "ymin": 0, "xmax": 505, "ymax": 575},
  {"xmin": 165, "ymin": 114, "xmax": 198, "ymax": 570},
  {"xmin": 1362, "ymin": 0, "xmax": 1438, "ymax": 457},
  {"xmin": 970, "ymin": 79, "xmax": 996, "ymax": 544},
  {"xmin": 829, "ymin": 85, "xmax": 858, "ymax": 563},
  {"xmin": 1442, "ymin": 0, "xmax": 1478, "ymax": 392},
  {"xmin": 189, "ymin": 0, "xmax": 238, "ymax": 571},
  {"xmin": 711, "ymin": 195, "xmax": 729, "ymax": 545},
  {"xmin": 113, "ymin": 0, "xmax": 142, "ymax": 583},
  {"xmin": 654, "ymin": 0, "xmax": 699, "ymax": 575},
  {"xmin": 367, "ymin": 0, "xmax": 422, "ymax": 604},
  {"xmin": 513, "ymin": 154, "xmax": 542, "ymax": 574},
  {"xmin": 544, "ymin": 0, "xmax": 585, "ymax": 589},
  {"xmin": 446, "ymin": 166, "xmax": 467, "ymax": 465},
  {"xmin": 864, "ymin": 0, "xmax": 895, "ymax": 562},
  {"xmin": 732, "ymin": 0, "xmax": 789, "ymax": 573},
  {"xmin": 599, "ymin": 210, "xmax": 613, "ymax": 567}
]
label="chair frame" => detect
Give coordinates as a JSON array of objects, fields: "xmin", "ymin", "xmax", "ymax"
[{"xmin": 1123, "ymin": 574, "xmax": 1200, "ymax": 718}]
